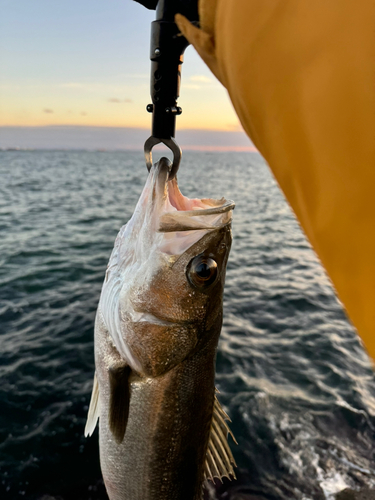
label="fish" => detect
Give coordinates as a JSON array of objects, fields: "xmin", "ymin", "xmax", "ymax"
[{"xmin": 85, "ymin": 157, "xmax": 236, "ymax": 500}]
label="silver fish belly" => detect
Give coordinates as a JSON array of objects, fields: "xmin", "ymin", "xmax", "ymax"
[{"xmin": 85, "ymin": 158, "xmax": 236, "ymax": 500}]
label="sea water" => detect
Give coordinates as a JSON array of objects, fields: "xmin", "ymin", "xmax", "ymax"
[{"xmin": 0, "ymin": 150, "xmax": 374, "ymax": 500}]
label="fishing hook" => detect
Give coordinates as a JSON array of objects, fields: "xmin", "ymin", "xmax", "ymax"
[{"xmin": 144, "ymin": 136, "xmax": 181, "ymax": 179}]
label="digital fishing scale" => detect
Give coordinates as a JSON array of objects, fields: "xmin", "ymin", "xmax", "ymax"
[{"xmin": 135, "ymin": 0, "xmax": 199, "ymax": 179}]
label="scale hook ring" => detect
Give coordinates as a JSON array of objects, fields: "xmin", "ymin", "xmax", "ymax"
[{"xmin": 144, "ymin": 136, "xmax": 181, "ymax": 180}]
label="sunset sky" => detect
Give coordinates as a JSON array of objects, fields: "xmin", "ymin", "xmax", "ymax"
[{"xmin": 0, "ymin": 0, "xmax": 241, "ymax": 132}]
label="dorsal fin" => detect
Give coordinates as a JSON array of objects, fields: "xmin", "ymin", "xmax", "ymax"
[
  {"xmin": 204, "ymin": 393, "xmax": 237, "ymax": 483},
  {"xmin": 84, "ymin": 372, "xmax": 100, "ymax": 437},
  {"xmin": 108, "ymin": 364, "xmax": 132, "ymax": 444}
]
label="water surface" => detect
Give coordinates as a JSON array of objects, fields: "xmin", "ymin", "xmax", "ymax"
[{"xmin": 0, "ymin": 151, "xmax": 374, "ymax": 500}]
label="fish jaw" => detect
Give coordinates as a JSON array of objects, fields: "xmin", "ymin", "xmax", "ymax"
[{"xmin": 98, "ymin": 158, "xmax": 234, "ymax": 376}]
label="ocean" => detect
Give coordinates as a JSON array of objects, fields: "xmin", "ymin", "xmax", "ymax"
[{"xmin": 0, "ymin": 150, "xmax": 374, "ymax": 500}]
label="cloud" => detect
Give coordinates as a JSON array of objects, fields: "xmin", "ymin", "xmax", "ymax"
[
  {"xmin": 81, "ymin": 112, "xmax": 87, "ymax": 116},
  {"xmin": 226, "ymin": 122, "xmax": 243, "ymax": 132},
  {"xmin": 44, "ymin": 108, "xmax": 54, "ymax": 114},
  {"xmin": 184, "ymin": 75, "xmax": 216, "ymax": 90},
  {"xmin": 189, "ymin": 75, "xmax": 212, "ymax": 83},
  {"xmin": 0, "ymin": 126, "xmax": 256, "ymax": 151},
  {"xmin": 108, "ymin": 98, "xmax": 133, "ymax": 103}
]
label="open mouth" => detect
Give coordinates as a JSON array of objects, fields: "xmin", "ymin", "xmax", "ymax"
[{"xmin": 154, "ymin": 157, "xmax": 235, "ymax": 234}]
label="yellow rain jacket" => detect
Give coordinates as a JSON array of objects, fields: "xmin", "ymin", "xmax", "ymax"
[{"xmin": 176, "ymin": 1, "xmax": 375, "ymax": 358}]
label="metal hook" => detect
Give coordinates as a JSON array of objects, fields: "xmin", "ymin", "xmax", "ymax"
[{"xmin": 144, "ymin": 136, "xmax": 181, "ymax": 180}]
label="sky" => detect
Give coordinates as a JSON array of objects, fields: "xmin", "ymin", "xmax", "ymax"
[{"xmin": 0, "ymin": 0, "xmax": 243, "ymax": 133}]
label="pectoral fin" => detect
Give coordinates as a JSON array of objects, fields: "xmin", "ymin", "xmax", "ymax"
[
  {"xmin": 109, "ymin": 364, "xmax": 132, "ymax": 444},
  {"xmin": 204, "ymin": 394, "xmax": 237, "ymax": 483},
  {"xmin": 84, "ymin": 372, "xmax": 100, "ymax": 437}
]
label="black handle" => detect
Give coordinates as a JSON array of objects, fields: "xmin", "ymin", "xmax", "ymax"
[{"xmin": 147, "ymin": 0, "xmax": 190, "ymax": 140}]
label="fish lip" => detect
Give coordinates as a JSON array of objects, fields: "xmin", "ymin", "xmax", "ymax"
[
  {"xmin": 172, "ymin": 199, "xmax": 235, "ymax": 218},
  {"xmin": 154, "ymin": 157, "xmax": 172, "ymax": 202}
]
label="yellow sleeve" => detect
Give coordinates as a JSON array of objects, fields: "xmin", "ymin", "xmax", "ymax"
[{"xmin": 176, "ymin": 1, "xmax": 375, "ymax": 358}]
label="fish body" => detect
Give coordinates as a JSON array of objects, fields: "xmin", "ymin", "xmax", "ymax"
[{"xmin": 85, "ymin": 158, "xmax": 236, "ymax": 500}]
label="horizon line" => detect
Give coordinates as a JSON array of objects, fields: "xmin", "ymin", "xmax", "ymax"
[
  {"xmin": 0, "ymin": 145, "xmax": 258, "ymax": 153},
  {"xmin": 0, "ymin": 124, "xmax": 245, "ymax": 133}
]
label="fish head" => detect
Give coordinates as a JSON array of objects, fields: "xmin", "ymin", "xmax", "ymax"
[{"xmin": 99, "ymin": 158, "xmax": 234, "ymax": 377}]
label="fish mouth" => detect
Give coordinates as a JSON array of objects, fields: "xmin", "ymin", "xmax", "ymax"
[
  {"xmin": 98, "ymin": 158, "xmax": 234, "ymax": 364},
  {"xmin": 154, "ymin": 157, "xmax": 235, "ymax": 234}
]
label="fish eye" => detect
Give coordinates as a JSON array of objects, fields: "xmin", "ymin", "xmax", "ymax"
[{"xmin": 187, "ymin": 256, "xmax": 218, "ymax": 289}]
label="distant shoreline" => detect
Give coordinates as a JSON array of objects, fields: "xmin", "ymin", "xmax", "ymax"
[
  {"xmin": 0, "ymin": 125, "xmax": 257, "ymax": 152},
  {"xmin": 0, "ymin": 147, "xmax": 258, "ymax": 153}
]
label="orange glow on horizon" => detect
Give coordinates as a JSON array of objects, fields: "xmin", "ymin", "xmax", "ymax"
[
  {"xmin": 0, "ymin": 121, "xmax": 243, "ymax": 133},
  {"xmin": 182, "ymin": 145, "xmax": 257, "ymax": 152}
]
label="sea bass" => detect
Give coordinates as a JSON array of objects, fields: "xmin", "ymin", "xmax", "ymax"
[{"xmin": 85, "ymin": 158, "xmax": 236, "ymax": 500}]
